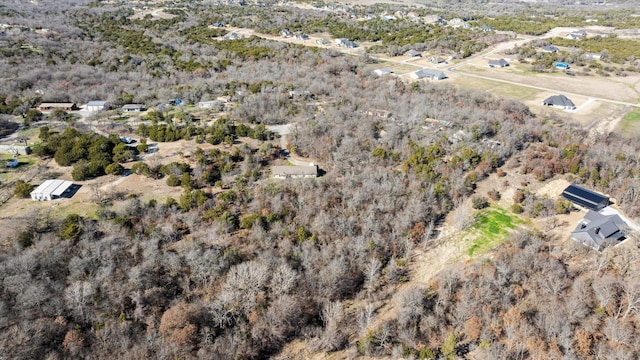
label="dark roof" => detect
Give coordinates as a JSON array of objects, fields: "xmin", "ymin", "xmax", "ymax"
[
  {"xmin": 562, "ymin": 184, "xmax": 609, "ymax": 211},
  {"xmin": 543, "ymin": 95, "xmax": 576, "ymax": 109},
  {"xmin": 572, "ymin": 210, "xmax": 626, "ymax": 250},
  {"xmin": 488, "ymin": 59, "xmax": 509, "ymax": 67}
]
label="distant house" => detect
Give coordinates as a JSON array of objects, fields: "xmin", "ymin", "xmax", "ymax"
[
  {"xmin": 212, "ymin": 21, "xmax": 225, "ymax": 28},
  {"xmin": 541, "ymin": 45, "xmax": 559, "ymax": 53},
  {"xmin": 566, "ymin": 30, "xmax": 587, "ymax": 40},
  {"xmin": 198, "ymin": 100, "xmax": 221, "ymax": 109},
  {"xmin": 86, "ymin": 100, "xmax": 107, "ymax": 112},
  {"xmin": 572, "ymin": 210, "xmax": 626, "ymax": 251},
  {"xmin": 122, "ymin": 104, "xmax": 145, "ymax": 112},
  {"xmin": 584, "ymin": 52, "xmax": 603, "ymax": 60},
  {"xmin": 411, "ymin": 69, "xmax": 447, "ymax": 80},
  {"xmin": 119, "ymin": 136, "xmax": 136, "ymax": 144},
  {"xmin": 542, "ymin": 95, "xmax": 576, "ymax": 110},
  {"xmin": 380, "ymin": 15, "xmax": 396, "ymax": 21},
  {"xmin": 30, "ymin": 179, "xmax": 74, "ymax": 201},
  {"xmin": 38, "ymin": 103, "xmax": 77, "ymax": 112},
  {"xmin": 479, "ymin": 25, "xmax": 494, "ymax": 32},
  {"xmin": 280, "ymin": 29, "xmax": 293, "ymax": 38},
  {"xmin": 423, "ymin": 15, "xmax": 446, "ymax": 25},
  {"xmin": 488, "ymin": 59, "xmax": 509, "ymax": 68},
  {"xmin": 222, "ymin": 32, "xmax": 241, "ymax": 40},
  {"xmin": 448, "ymin": 18, "xmax": 470, "ymax": 29},
  {"xmin": 272, "ymin": 165, "xmax": 317, "ymax": 179},
  {"xmin": 405, "ymin": 49, "xmax": 422, "ymax": 58},
  {"xmin": 562, "ymin": 184, "xmax": 609, "ymax": 211},
  {"xmin": 428, "ymin": 56, "xmax": 446, "ymax": 64},
  {"xmin": 335, "ymin": 38, "xmax": 358, "ymax": 48},
  {"xmin": 553, "ymin": 62, "xmax": 570, "ymax": 70},
  {"xmin": 373, "ymin": 68, "xmax": 393, "ymax": 76},
  {"xmin": 294, "ymin": 33, "xmax": 309, "ymax": 40},
  {"xmin": 6, "ymin": 159, "xmax": 18, "ymax": 168}
]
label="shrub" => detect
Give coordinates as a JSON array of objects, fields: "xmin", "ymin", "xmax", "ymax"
[
  {"xmin": 105, "ymin": 163, "xmax": 124, "ymax": 175},
  {"xmin": 487, "ymin": 189, "xmax": 501, "ymax": 201},
  {"xmin": 59, "ymin": 214, "xmax": 82, "ymax": 241},
  {"xmin": 166, "ymin": 174, "xmax": 181, "ymax": 186},
  {"xmin": 14, "ymin": 180, "xmax": 34, "ymax": 198},
  {"xmin": 513, "ymin": 190, "xmax": 525, "ymax": 203},
  {"xmin": 511, "ymin": 203, "xmax": 523, "ymax": 214},
  {"xmin": 472, "ymin": 196, "xmax": 489, "ymax": 210}
]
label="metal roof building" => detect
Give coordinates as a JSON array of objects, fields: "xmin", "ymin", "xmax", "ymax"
[
  {"xmin": 272, "ymin": 165, "xmax": 317, "ymax": 179},
  {"xmin": 411, "ymin": 69, "xmax": 447, "ymax": 80},
  {"xmin": 30, "ymin": 179, "xmax": 74, "ymax": 201},
  {"xmin": 572, "ymin": 210, "xmax": 626, "ymax": 251},
  {"xmin": 561, "ymin": 184, "xmax": 609, "ymax": 211}
]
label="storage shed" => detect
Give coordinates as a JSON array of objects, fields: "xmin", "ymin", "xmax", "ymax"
[
  {"xmin": 561, "ymin": 184, "xmax": 609, "ymax": 211},
  {"xmin": 30, "ymin": 179, "xmax": 74, "ymax": 201}
]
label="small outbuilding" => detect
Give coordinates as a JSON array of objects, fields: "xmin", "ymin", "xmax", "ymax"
[
  {"xmin": 30, "ymin": 179, "xmax": 74, "ymax": 201},
  {"xmin": 561, "ymin": 184, "xmax": 609, "ymax": 211},
  {"xmin": 543, "ymin": 95, "xmax": 576, "ymax": 110},
  {"xmin": 272, "ymin": 165, "xmax": 317, "ymax": 179},
  {"xmin": 572, "ymin": 210, "xmax": 626, "ymax": 251}
]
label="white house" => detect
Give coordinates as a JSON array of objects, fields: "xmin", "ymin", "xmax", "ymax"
[
  {"xmin": 198, "ymin": 100, "xmax": 221, "ymax": 109},
  {"xmin": 122, "ymin": 104, "xmax": 145, "ymax": 112},
  {"xmin": 373, "ymin": 68, "xmax": 393, "ymax": 76},
  {"xmin": 30, "ymin": 179, "xmax": 74, "ymax": 201},
  {"xmin": 411, "ymin": 69, "xmax": 447, "ymax": 80},
  {"xmin": 272, "ymin": 165, "xmax": 317, "ymax": 179}
]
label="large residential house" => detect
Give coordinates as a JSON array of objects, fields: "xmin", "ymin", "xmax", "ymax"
[
  {"xmin": 572, "ymin": 210, "xmax": 626, "ymax": 251},
  {"xmin": 38, "ymin": 103, "xmax": 77, "ymax": 112},
  {"xmin": 542, "ymin": 95, "xmax": 576, "ymax": 110},
  {"xmin": 411, "ymin": 69, "xmax": 446, "ymax": 80}
]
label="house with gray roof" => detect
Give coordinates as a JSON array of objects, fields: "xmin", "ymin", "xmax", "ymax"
[
  {"xmin": 411, "ymin": 69, "xmax": 446, "ymax": 80},
  {"xmin": 488, "ymin": 59, "xmax": 509, "ymax": 68},
  {"xmin": 541, "ymin": 45, "xmax": 559, "ymax": 53},
  {"xmin": 572, "ymin": 210, "xmax": 626, "ymax": 251},
  {"xmin": 86, "ymin": 100, "xmax": 107, "ymax": 112},
  {"xmin": 542, "ymin": 95, "xmax": 576, "ymax": 110}
]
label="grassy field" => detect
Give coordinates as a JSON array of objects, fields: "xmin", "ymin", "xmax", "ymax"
[
  {"xmin": 466, "ymin": 206, "xmax": 527, "ymax": 257},
  {"xmin": 452, "ymin": 76, "xmax": 539, "ymax": 101},
  {"xmin": 618, "ymin": 108, "xmax": 640, "ymax": 135}
]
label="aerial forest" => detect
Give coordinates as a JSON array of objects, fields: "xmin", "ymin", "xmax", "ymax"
[{"xmin": 2, "ymin": 0, "xmax": 640, "ymax": 359}]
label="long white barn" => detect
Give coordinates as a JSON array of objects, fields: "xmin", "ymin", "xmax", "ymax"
[{"xmin": 30, "ymin": 179, "xmax": 74, "ymax": 201}]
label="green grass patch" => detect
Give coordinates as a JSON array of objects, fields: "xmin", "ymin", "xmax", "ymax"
[
  {"xmin": 623, "ymin": 109, "xmax": 640, "ymax": 122},
  {"xmin": 467, "ymin": 206, "xmax": 526, "ymax": 257},
  {"xmin": 618, "ymin": 108, "xmax": 640, "ymax": 135}
]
